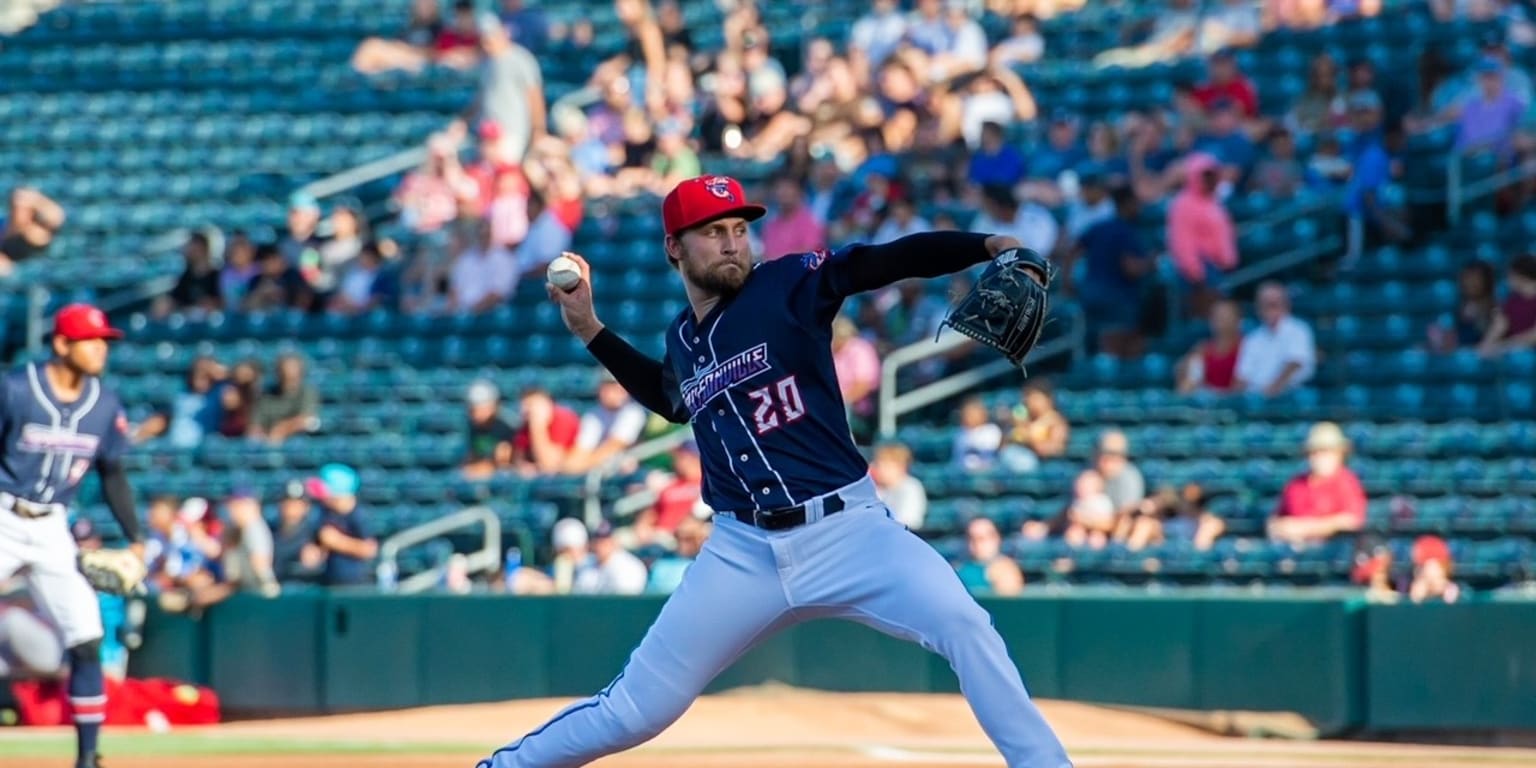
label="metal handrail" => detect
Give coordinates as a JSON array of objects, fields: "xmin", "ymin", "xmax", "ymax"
[
  {"xmin": 23, "ymin": 226, "xmax": 194, "ymax": 357},
  {"xmin": 877, "ymin": 305, "xmax": 1084, "ymax": 439},
  {"xmin": 1235, "ymin": 193, "xmax": 1337, "ymax": 238},
  {"xmin": 1217, "ymin": 234, "xmax": 1343, "ymax": 293},
  {"xmin": 581, "ymin": 428, "xmax": 694, "ymax": 527},
  {"xmin": 295, "ymin": 146, "xmax": 429, "ymax": 201},
  {"xmin": 1446, "ymin": 152, "xmax": 1536, "ymax": 227},
  {"xmin": 611, "ymin": 487, "xmax": 662, "ymax": 519},
  {"xmin": 376, "ymin": 505, "xmax": 501, "ymax": 594}
]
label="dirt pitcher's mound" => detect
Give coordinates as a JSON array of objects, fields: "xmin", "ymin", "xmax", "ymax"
[
  {"xmin": 9, "ymin": 688, "xmax": 1536, "ymax": 768},
  {"xmin": 214, "ymin": 683, "xmax": 1219, "ymax": 751}
]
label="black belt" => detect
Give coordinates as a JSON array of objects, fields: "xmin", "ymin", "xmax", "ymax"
[
  {"xmin": 0, "ymin": 492, "xmax": 64, "ymax": 519},
  {"xmin": 729, "ymin": 494, "xmax": 845, "ymax": 531}
]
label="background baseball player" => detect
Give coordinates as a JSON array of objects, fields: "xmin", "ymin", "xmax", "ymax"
[
  {"xmin": 0, "ymin": 303, "xmax": 144, "ymax": 768},
  {"xmin": 477, "ymin": 175, "xmax": 1071, "ymax": 768}
]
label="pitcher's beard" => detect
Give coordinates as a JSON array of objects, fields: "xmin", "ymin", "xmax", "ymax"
[{"xmin": 685, "ymin": 259, "xmax": 749, "ymax": 299}]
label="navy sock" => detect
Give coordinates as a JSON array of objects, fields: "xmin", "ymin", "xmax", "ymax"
[{"xmin": 68, "ymin": 647, "xmax": 105, "ymax": 764}]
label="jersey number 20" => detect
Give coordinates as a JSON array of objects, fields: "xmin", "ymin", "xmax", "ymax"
[{"xmin": 747, "ymin": 376, "xmax": 805, "ymax": 435}]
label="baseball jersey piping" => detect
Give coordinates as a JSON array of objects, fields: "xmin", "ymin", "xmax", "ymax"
[
  {"xmin": 674, "ymin": 317, "xmax": 693, "ymax": 351},
  {"xmin": 60, "ymin": 379, "xmax": 101, "ymax": 504},
  {"xmin": 711, "ymin": 418, "xmax": 757, "ymax": 501},
  {"xmin": 478, "ymin": 671, "xmax": 627, "ymax": 764},
  {"xmin": 25, "ymin": 363, "xmax": 63, "ymax": 500},
  {"xmin": 704, "ymin": 310, "xmax": 794, "ymax": 506}
]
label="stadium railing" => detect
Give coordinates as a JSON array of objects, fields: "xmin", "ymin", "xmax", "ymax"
[
  {"xmin": 375, "ymin": 504, "xmax": 509, "ymax": 593},
  {"xmin": 21, "ymin": 226, "xmax": 195, "ymax": 356},
  {"xmin": 1446, "ymin": 150, "xmax": 1536, "ymax": 227},
  {"xmin": 581, "ymin": 427, "xmax": 695, "ymax": 527},
  {"xmin": 876, "ymin": 305, "xmax": 1086, "ymax": 440}
]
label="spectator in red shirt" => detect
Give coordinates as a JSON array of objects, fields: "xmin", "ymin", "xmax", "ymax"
[
  {"xmin": 1269, "ymin": 422, "xmax": 1366, "ymax": 547},
  {"xmin": 512, "ymin": 387, "xmax": 581, "ymax": 476},
  {"xmin": 616, "ymin": 441, "xmax": 706, "ymax": 552},
  {"xmin": 433, "ymin": 0, "xmax": 483, "ymax": 69},
  {"xmin": 651, "ymin": 441, "xmax": 705, "ymax": 532},
  {"xmin": 1193, "ymin": 49, "xmax": 1258, "ymax": 119},
  {"xmin": 1176, "ymin": 299, "xmax": 1243, "ymax": 394}
]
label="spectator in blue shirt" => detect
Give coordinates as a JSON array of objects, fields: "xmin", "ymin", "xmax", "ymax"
[
  {"xmin": 1343, "ymin": 93, "xmax": 1389, "ymax": 217},
  {"xmin": 1344, "ymin": 90, "xmax": 1411, "ymax": 254},
  {"xmin": 646, "ymin": 517, "xmax": 709, "ymax": 595},
  {"xmin": 1075, "ymin": 186, "xmax": 1154, "ymax": 358},
  {"xmin": 967, "ymin": 121, "xmax": 1026, "ymax": 188},
  {"xmin": 1027, "ymin": 110, "xmax": 1087, "ymax": 184},
  {"xmin": 1194, "ymin": 98, "xmax": 1257, "ymax": 184},
  {"xmin": 499, "ymin": 0, "xmax": 548, "ymax": 53},
  {"xmin": 1081, "ymin": 122, "xmax": 1131, "ymax": 185},
  {"xmin": 306, "ymin": 464, "xmax": 379, "ymax": 587}
]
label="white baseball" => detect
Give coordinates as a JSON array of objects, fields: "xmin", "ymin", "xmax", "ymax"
[{"xmin": 547, "ymin": 255, "xmax": 582, "ymax": 291}]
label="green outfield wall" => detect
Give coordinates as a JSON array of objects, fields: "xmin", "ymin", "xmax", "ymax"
[{"xmin": 127, "ymin": 592, "xmax": 1536, "ymax": 734}]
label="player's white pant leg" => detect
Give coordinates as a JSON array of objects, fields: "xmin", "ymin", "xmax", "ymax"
[
  {"xmin": 23, "ymin": 514, "xmax": 103, "ymax": 648},
  {"xmin": 0, "ymin": 508, "xmax": 33, "ymax": 581},
  {"xmin": 481, "ymin": 516, "xmax": 794, "ymax": 768},
  {"xmin": 0, "ymin": 605, "xmax": 67, "ymax": 677},
  {"xmin": 787, "ymin": 500, "xmax": 1072, "ymax": 768}
]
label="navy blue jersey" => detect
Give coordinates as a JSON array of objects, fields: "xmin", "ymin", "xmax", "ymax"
[
  {"xmin": 0, "ymin": 362, "xmax": 130, "ymax": 506},
  {"xmin": 586, "ymin": 231, "xmax": 991, "ymax": 514},
  {"xmin": 659, "ymin": 247, "xmax": 887, "ymax": 513},
  {"xmin": 320, "ymin": 508, "xmax": 375, "ymax": 586}
]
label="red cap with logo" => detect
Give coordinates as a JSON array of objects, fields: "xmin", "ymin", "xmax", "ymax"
[
  {"xmin": 661, "ymin": 175, "xmax": 766, "ymax": 237},
  {"xmin": 53, "ymin": 303, "xmax": 124, "ymax": 341}
]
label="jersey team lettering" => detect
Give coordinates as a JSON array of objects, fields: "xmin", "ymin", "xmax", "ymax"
[
  {"xmin": 18, "ymin": 424, "xmax": 102, "ymax": 455},
  {"xmin": 679, "ymin": 343, "xmax": 772, "ymax": 413}
]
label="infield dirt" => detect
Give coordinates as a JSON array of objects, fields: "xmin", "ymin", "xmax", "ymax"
[{"xmin": 6, "ymin": 686, "xmax": 1536, "ymax": 768}]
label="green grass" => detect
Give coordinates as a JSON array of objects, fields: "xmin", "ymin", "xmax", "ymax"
[{"xmin": 4, "ymin": 732, "xmax": 1536, "ymax": 766}]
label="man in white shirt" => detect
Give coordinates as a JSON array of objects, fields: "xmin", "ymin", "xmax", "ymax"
[
  {"xmin": 513, "ymin": 191, "xmax": 572, "ymax": 280},
  {"xmin": 970, "ymin": 184, "xmax": 1059, "ymax": 258},
  {"xmin": 448, "ymin": 218, "xmax": 518, "ymax": 314},
  {"xmin": 562, "ymin": 371, "xmax": 648, "ymax": 473},
  {"xmin": 849, "ymin": 0, "xmax": 908, "ymax": 84},
  {"xmin": 1235, "ymin": 281, "xmax": 1316, "ymax": 397},
  {"xmin": 573, "ymin": 523, "xmax": 648, "ymax": 595},
  {"xmin": 928, "ymin": 0, "xmax": 989, "ymax": 82},
  {"xmin": 872, "ymin": 197, "xmax": 931, "ymax": 244}
]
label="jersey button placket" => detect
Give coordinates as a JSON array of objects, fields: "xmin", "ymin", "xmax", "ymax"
[{"xmin": 739, "ymin": 453, "xmax": 749, "ymax": 462}]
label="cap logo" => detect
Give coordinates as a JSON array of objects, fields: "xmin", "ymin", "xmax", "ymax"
[{"xmin": 704, "ymin": 176, "xmax": 735, "ymax": 201}]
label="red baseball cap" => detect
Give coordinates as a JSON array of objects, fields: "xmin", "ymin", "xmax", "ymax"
[
  {"xmin": 53, "ymin": 303, "xmax": 123, "ymax": 341},
  {"xmin": 1412, "ymin": 535, "xmax": 1452, "ymax": 568},
  {"xmin": 661, "ymin": 175, "xmax": 766, "ymax": 237}
]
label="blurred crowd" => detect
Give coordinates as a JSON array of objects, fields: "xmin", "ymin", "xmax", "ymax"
[
  {"xmin": 129, "ymin": 352, "xmax": 321, "ymax": 449},
  {"xmin": 137, "ymin": 0, "xmax": 1536, "ymax": 370},
  {"xmin": 951, "ymin": 415, "xmax": 1460, "ymax": 606},
  {"xmin": 134, "ymin": 464, "xmax": 380, "ymax": 612},
  {"xmin": 62, "ymin": 0, "xmax": 1536, "ymax": 602}
]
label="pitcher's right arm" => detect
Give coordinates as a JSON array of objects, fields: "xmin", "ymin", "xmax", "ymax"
[{"xmin": 547, "ymin": 252, "xmax": 690, "ymax": 424}]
